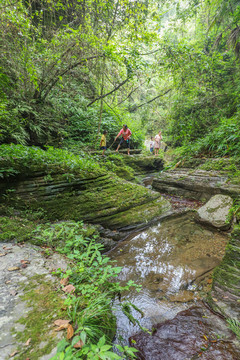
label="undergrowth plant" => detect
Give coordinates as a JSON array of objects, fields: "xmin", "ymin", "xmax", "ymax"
[
  {"xmin": 170, "ymin": 116, "xmax": 240, "ymax": 161},
  {"xmin": 227, "ymin": 318, "xmax": 240, "ymax": 340},
  {"xmin": 34, "ymin": 221, "xmax": 141, "ymax": 359},
  {"xmin": 227, "ymin": 198, "xmax": 240, "ymax": 224},
  {"xmin": 0, "ymin": 144, "xmax": 104, "ymax": 179}
]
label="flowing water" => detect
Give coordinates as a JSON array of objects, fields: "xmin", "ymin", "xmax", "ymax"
[{"xmin": 109, "ymin": 208, "xmax": 240, "ymax": 359}]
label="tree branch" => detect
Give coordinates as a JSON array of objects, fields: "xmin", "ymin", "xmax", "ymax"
[
  {"xmin": 129, "ymin": 88, "xmax": 172, "ymax": 112},
  {"xmin": 87, "ymin": 77, "xmax": 130, "ymax": 107},
  {"xmin": 116, "ymin": 78, "xmax": 149, "ymax": 106},
  {"xmin": 40, "ymin": 54, "xmax": 105, "ymax": 101},
  {"xmin": 139, "ymin": 47, "xmax": 163, "ymax": 56},
  {"xmin": 116, "ymin": 85, "xmax": 139, "ymax": 106}
]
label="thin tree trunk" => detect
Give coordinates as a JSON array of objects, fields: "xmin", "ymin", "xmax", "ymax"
[{"xmin": 95, "ymin": 61, "xmax": 105, "ymax": 147}]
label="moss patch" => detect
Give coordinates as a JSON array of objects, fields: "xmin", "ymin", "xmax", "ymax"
[
  {"xmin": 97, "ymin": 197, "xmax": 171, "ymax": 229},
  {"xmin": 0, "ymin": 216, "xmax": 37, "ymax": 242},
  {"xmin": 212, "ymin": 223, "xmax": 240, "ymax": 299},
  {"xmin": 14, "ymin": 275, "xmax": 66, "ymax": 360},
  {"xmin": 4, "ymin": 172, "xmax": 170, "ymax": 229},
  {"xmin": 98, "ymin": 153, "xmax": 136, "ymax": 180},
  {"xmin": 124, "ymin": 155, "xmax": 164, "ymax": 173},
  {"xmin": 0, "ymin": 144, "xmax": 105, "ymax": 181}
]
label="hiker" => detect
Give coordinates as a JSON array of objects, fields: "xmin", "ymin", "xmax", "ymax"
[
  {"xmin": 100, "ymin": 130, "xmax": 107, "ymax": 156},
  {"xmin": 149, "ymin": 136, "xmax": 154, "ymax": 153},
  {"xmin": 115, "ymin": 125, "xmax": 132, "ymax": 155},
  {"xmin": 154, "ymin": 131, "xmax": 162, "ymax": 156}
]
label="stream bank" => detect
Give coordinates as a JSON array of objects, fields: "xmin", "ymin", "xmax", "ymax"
[
  {"xmin": 1, "ymin": 146, "xmax": 240, "ymax": 359},
  {"xmin": 108, "ymin": 160, "xmax": 240, "ymax": 359}
]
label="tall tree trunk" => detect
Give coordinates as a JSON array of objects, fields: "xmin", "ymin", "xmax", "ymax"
[{"xmin": 96, "ymin": 61, "xmax": 105, "ymax": 147}]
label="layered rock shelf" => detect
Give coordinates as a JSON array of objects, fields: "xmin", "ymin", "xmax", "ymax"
[
  {"xmin": 124, "ymin": 155, "xmax": 164, "ymax": 174},
  {"xmin": 0, "ymin": 172, "xmax": 171, "ymax": 233},
  {"xmin": 152, "ymin": 168, "xmax": 240, "ymax": 201}
]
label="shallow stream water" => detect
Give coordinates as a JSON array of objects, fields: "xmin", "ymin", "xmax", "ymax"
[
  {"xmin": 109, "ymin": 212, "xmax": 228, "ymax": 335},
  {"xmin": 108, "ymin": 199, "xmax": 240, "ymax": 359}
]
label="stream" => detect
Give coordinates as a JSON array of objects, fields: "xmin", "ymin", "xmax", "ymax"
[{"xmin": 108, "ymin": 176, "xmax": 240, "ymax": 359}]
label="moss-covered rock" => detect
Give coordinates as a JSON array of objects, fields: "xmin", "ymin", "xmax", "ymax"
[
  {"xmin": 124, "ymin": 155, "xmax": 164, "ymax": 174},
  {"xmin": 169, "ymin": 157, "xmax": 240, "ymax": 184},
  {"xmin": 0, "ymin": 172, "xmax": 171, "ymax": 233},
  {"xmin": 210, "ymin": 223, "xmax": 240, "ymax": 319},
  {"xmin": 14, "ymin": 276, "xmax": 66, "ymax": 360},
  {"xmin": 0, "ymin": 216, "xmax": 37, "ymax": 242},
  {"xmin": 196, "ymin": 194, "xmax": 233, "ymax": 230},
  {"xmin": 152, "ymin": 168, "xmax": 240, "ymax": 201}
]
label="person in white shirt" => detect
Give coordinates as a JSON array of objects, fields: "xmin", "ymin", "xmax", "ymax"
[{"xmin": 154, "ymin": 131, "xmax": 162, "ymax": 156}]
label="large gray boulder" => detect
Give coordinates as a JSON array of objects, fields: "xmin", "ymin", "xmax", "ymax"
[{"xmin": 196, "ymin": 194, "xmax": 233, "ymax": 230}]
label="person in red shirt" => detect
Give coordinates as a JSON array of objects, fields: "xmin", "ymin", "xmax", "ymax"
[{"xmin": 115, "ymin": 125, "xmax": 132, "ymax": 155}]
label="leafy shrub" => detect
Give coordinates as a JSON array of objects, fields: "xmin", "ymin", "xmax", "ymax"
[
  {"xmin": 33, "ymin": 221, "xmax": 141, "ymax": 359},
  {"xmin": 0, "ymin": 144, "xmax": 104, "ymax": 179},
  {"xmin": 172, "ymin": 115, "xmax": 240, "ymax": 159}
]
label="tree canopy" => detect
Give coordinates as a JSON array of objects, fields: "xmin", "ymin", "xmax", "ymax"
[{"xmin": 0, "ymin": 0, "xmax": 240, "ymax": 156}]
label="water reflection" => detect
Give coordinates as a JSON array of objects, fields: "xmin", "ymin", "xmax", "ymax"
[{"xmin": 109, "ymin": 212, "xmax": 228, "ymax": 342}]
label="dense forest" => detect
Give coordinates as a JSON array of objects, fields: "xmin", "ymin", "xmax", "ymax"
[
  {"xmin": 1, "ymin": 0, "xmax": 239, "ymax": 155},
  {"xmin": 1, "ymin": 1, "xmax": 240, "ymax": 360}
]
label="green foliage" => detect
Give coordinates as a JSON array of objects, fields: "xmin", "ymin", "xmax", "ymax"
[
  {"xmin": 228, "ymin": 198, "xmax": 240, "ymax": 224},
  {"xmin": 0, "ymin": 144, "xmax": 104, "ymax": 179},
  {"xmin": 0, "ymin": 215, "xmax": 36, "ymax": 242},
  {"xmin": 33, "ymin": 221, "xmax": 141, "ymax": 359},
  {"xmin": 227, "ymin": 318, "xmax": 240, "ymax": 340},
  {"xmin": 169, "ymin": 115, "xmax": 240, "ymax": 159},
  {"xmin": 31, "ymin": 221, "xmax": 98, "ymax": 248},
  {"xmin": 52, "ymin": 335, "xmax": 125, "ymax": 360},
  {"xmin": 0, "ymin": 0, "xmax": 154, "ymax": 148}
]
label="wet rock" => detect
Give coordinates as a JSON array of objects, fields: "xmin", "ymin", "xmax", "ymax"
[
  {"xmin": 129, "ymin": 305, "xmax": 240, "ymax": 360},
  {"xmin": 124, "ymin": 156, "xmax": 164, "ymax": 174},
  {"xmin": 0, "ymin": 242, "xmax": 67, "ymax": 360},
  {"xmin": 168, "ymin": 290, "xmax": 198, "ymax": 302},
  {"xmin": 152, "ymin": 168, "xmax": 240, "ymax": 201},
  {"xmin": 196, "ymin": 194, "xmax": 233, "ymax": 230}
]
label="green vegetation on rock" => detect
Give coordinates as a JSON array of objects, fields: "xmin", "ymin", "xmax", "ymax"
[
  {"xmin": 0, "ymin": 144, "xmax": 104, "ymax": 180},
  {"xmin": 14, "ymin": 276, "xmax": 67, "ymax": 360},
  {"xmin": 0, "ymin": 144, "xmax": 170, "ymax": 230},
  {"xmin": 0, "ymin": 215, "xmax": 37, "ymax": 242}
]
